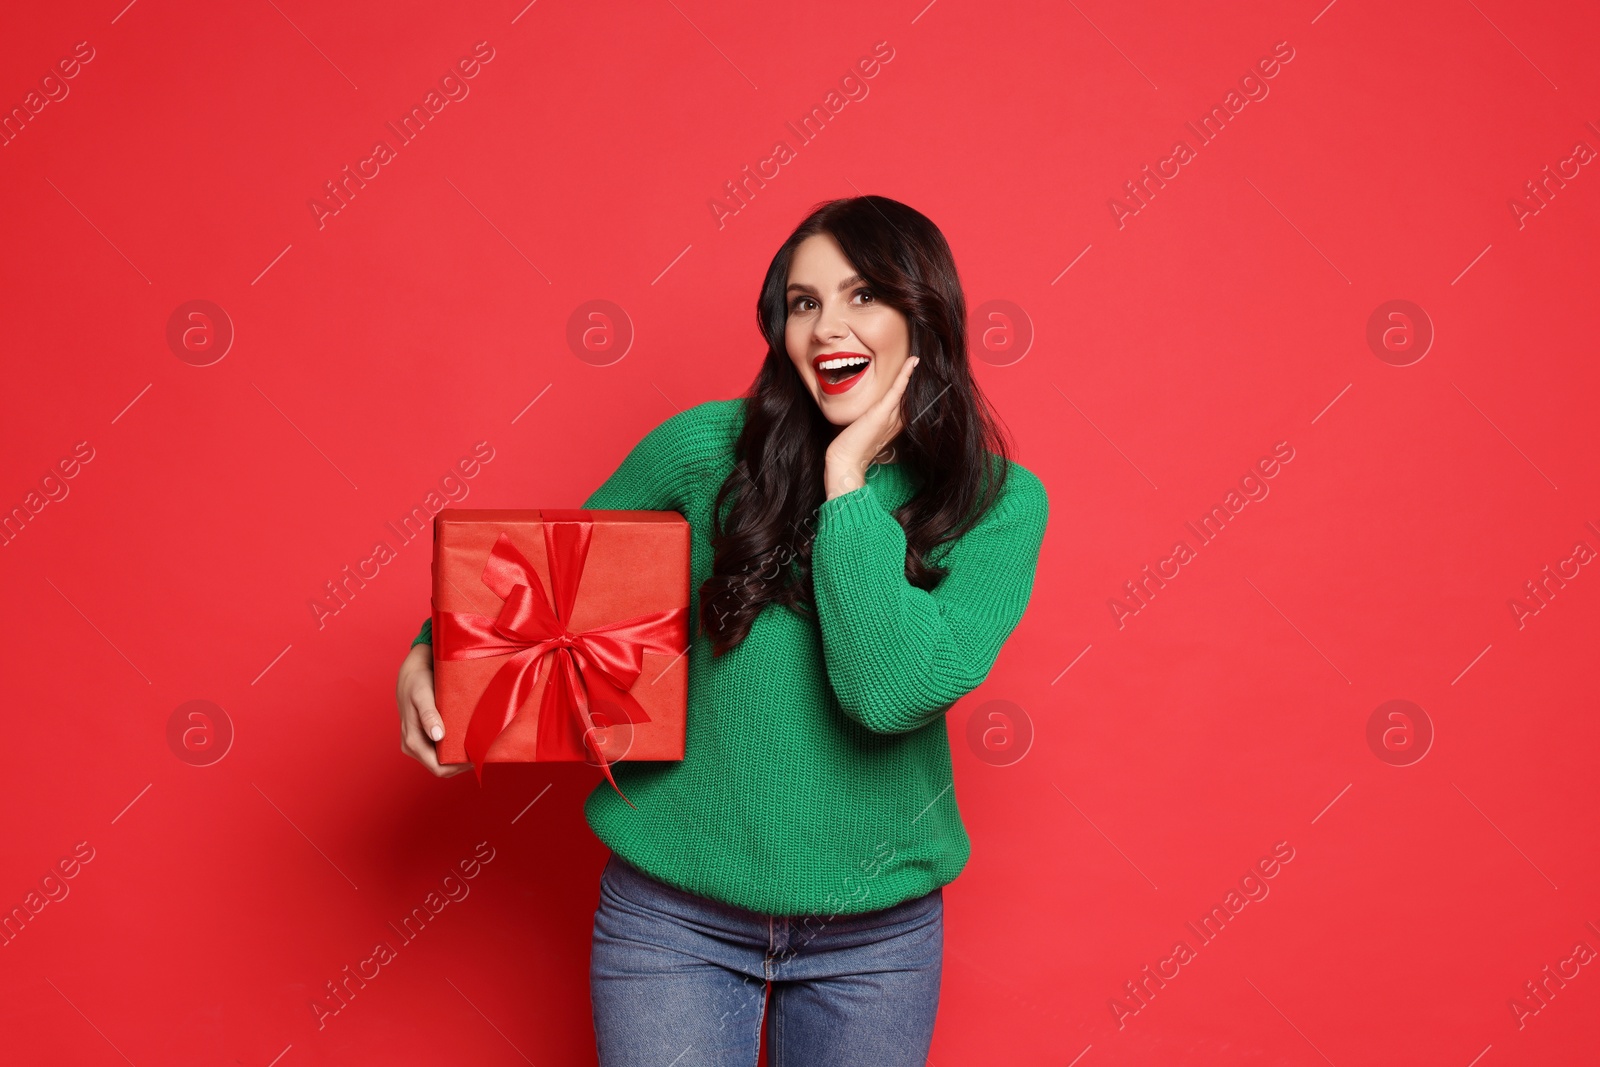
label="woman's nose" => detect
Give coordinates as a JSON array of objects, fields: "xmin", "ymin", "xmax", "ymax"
[{"xmin": 814, "ymin": 303, "xmax": 848, "ymax": 343}]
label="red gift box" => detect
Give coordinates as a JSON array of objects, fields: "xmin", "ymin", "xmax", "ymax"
[{"xmin": 430, "ymin": 509, "xmax": 690, "ymax": 806}]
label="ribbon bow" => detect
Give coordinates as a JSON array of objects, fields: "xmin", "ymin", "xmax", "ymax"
[{"xmin": 437, "ymin": 513, "xmax": 688, "ymax": 807}]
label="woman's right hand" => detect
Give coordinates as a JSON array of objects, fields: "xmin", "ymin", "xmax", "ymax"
[{"xmin": 397, "ymin": 644, "xmax": 474, "ymax": 777}]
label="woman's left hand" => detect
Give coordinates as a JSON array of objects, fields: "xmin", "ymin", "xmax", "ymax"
[{"xmin": 824, "ymin": 356, "xmax": 919, "ymax": 499}]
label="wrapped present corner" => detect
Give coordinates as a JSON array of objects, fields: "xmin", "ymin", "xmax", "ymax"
[{"xmin": 431, "ymin": 509, "xmax": 690, "ymax": 807}]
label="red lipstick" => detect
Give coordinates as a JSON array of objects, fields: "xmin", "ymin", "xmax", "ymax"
[{"xmin": 812, "ymin": 351, "xmax": 871, "ymax": 395}]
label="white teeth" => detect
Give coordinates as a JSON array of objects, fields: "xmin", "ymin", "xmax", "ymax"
[{"xmin": 818, "ymin": 356, "xmax": 870, "ymax": 370}]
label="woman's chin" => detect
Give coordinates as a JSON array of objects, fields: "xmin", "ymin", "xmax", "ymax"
[
  {"xmin": 812, "ymin": 377, "xmax": 887, "ymax": 424},
  {"xmin": 814, "ymin": 392, "xmax": 872, "ymax": 425}
]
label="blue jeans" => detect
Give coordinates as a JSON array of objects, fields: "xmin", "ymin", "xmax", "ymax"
[{"xmin": 590, "ymin": 852, "xmax": 943, "ymax": 1066}]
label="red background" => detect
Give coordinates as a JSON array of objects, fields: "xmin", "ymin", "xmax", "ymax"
[{"xmin": 3, "ymin": 1, "xmax": 1598, "ymax": 1064}]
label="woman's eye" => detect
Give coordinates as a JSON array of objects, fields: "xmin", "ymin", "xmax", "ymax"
[{"xmin": 789, "ymin": 290, "xmax": 871, "ymax": 313}]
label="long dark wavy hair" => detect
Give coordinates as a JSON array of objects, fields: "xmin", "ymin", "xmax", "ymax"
[{"xmin": 697, "ymin": 195, "xmax": 1013, "ymax": 656}]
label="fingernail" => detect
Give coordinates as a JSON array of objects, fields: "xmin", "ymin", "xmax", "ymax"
[{"xmin": 430, "ymin": 724, "xmax": 444, "ymax": 741}]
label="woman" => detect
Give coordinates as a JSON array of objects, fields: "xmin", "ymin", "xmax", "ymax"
[{"xmin": 395, "ymin": 195, "xmax": 1049, "ymax": 1065}]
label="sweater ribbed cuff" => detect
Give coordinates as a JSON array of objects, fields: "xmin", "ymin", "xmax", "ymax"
[
  {"xmin": 817, "ymin": 479, "xmax": 893, "ymax": 534},
  {"xmin": 814, "ymin": 479, "xmax": 908, "ymax": 617}
]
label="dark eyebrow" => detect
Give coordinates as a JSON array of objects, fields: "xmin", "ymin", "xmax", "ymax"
[{"xmin": 785, "ymin": 273, "xmax": 863, "ymax": 296}]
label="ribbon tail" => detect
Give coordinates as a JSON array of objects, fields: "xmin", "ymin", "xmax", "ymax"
[
  {"xmin": 463, "ymin": 648, "xmax": 547, "ymax": 781},
  {"xmin": 536, "ymin": 650, "xmax": 638, "ymax": 809},
  {"xmin": 590, "ymin": 734, "xmax": 639, "ymax": 810},
  {"xmin": 576, "ymin": 658, "xmax": 640, "ymax": 810}
]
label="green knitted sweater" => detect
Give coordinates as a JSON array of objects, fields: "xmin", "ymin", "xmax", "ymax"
[{"xmin": 411, "ymin": 397, "xmax": 1048, "ymax": 916}]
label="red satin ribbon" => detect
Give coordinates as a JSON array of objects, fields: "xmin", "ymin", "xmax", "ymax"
[{"xmin": 437, "ymin": 514, "xmax": 687, "ymax": 807}]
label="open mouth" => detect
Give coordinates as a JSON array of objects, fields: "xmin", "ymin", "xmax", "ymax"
[{"xmin": 813, "ymin": 352, "xmax": 871, "ymax": 395}]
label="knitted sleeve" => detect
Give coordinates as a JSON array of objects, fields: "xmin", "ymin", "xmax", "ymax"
[
  {"xmin": 810, "ymin": 462, "xmax": 1049, "ymax": 734},
  {"xmin": 408, "ymin": 400, "xmax": 732, "ymax": 650}
]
